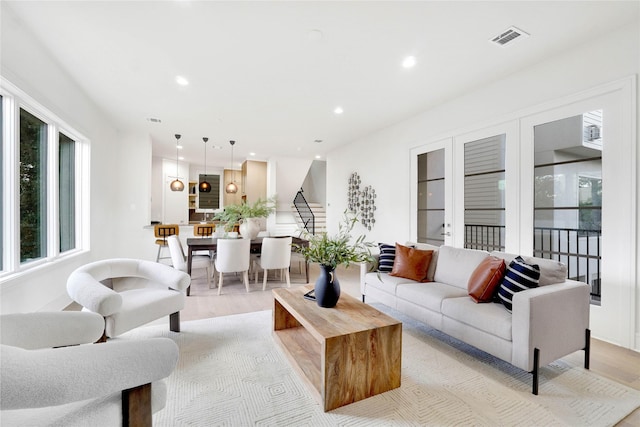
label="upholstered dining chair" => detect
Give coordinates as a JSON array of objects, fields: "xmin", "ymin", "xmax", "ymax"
[
  {"xmin": 167, "ymin": 235, "xmax": 213, "ymax": 286},
  {"xmin": 67, "ymin": 258, "xmax": 190, "ymax": 341},
  {"xmin": 254, "ymin": 236, "xmax": 292, "ymax": 290},
  {"xmin": 0, "ymin": 311, "xmax": 178, "ymax": 427},
  {"xmin": 214, "ymin": 237, "xmax": 251, "ymax": 295},
  {"xmin": 154, "ymin": 223, "xmax": 179, "ymax": 263}
]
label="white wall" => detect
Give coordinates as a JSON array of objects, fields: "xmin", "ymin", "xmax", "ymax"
[
  {"xmin": 0, "ymin": 5, "xmax": 134, "ymax": 312},
  {"xmin": 327, "ymin": 21, "xmax": 640, "ymax": 349},
  {"xmin": 302, "ymin": 160, "xmax": 327, "ymax": 207}
]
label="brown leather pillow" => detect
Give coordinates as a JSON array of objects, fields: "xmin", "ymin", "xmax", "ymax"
[
  {"xmin": 468, "ymin": 256, "xmax": 506, "ymax": 303},
  {"xmin": 389, "ymin": 243, "xmax": 433, "ymax": 282}
]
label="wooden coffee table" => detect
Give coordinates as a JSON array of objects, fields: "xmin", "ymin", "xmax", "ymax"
[{"xmin": 272, "ymin": 285, "xmax": 402, "ymax": 411}]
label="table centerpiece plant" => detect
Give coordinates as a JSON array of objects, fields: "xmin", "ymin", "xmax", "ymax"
[
  {"xmin": 295, "ymin": 210, "xmax": 375, "ymax": 307},
  {"xmin": 214, "ymin": 196, "xmax": 276, "ymax": 239}
]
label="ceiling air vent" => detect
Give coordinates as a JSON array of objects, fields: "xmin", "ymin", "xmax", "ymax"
[{"xmin": 490, "ymin": 26, "xmax": 529, "ymax": 47}]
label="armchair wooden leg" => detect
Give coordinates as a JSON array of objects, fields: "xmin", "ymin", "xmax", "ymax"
[
  {"xmin": 122, "ymin": 383, "xmax": 152, "ymax": 427},
  {"xmin": 96, "ymin": 330, "xmax": 108, "ymax": 343},
  {"xmin": 170, "ymin": 311, "xmax": 180, "ymax": 332}
]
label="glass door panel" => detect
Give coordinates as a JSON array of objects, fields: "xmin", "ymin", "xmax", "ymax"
[
  {"xmin": 463, "ymin": 134, "xmax": 506, "ymax": 251},
  {"xmin": 533, "ymin": 111, "xmax": 602, "ymax": 304},
  {"xmin": 417, "ymin": 148, "xmax": 446, "ymax": 245}
]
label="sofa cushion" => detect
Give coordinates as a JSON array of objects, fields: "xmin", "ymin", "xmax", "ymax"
[
  {"xmin": 441, "ymin": 297, "xmax": 513, "ymax": 341},
  {"xmin": 377, "ymin": 243, "xmax": 396, "ymax": 273},
  {"xmin": 433, "ymin": 246, "xmax": 489, "ymax": 290},
  {"xmin": 390, "ymin": 244, "xmax": 433, "ymax": 282},
  {"xmin": 467, "ymin": 256, "xmax": 506, "ymax": 303},
  {"xmin": 396, "ymin": 282, "xmax": 469, "ymax": 313},
  {"xmin": 497, "ymin": 256, "xmax": 540, "ymax": 312},
  {"xmin": 490, "ymin": 251, "xmax": 567, "ymax": 286},
  {"xmin": 406, "ymin": 242, "xmax": 440, "ymax": 281}
]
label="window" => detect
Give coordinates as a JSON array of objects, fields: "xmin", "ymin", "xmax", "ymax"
[
  {"xmin": 59, "ymin": 132, "xmax": 76, "ymax": 252},
  {"xmin": 533, "ymin": 111, "xmax": 602, "ymax": 303},
  {"xmin": 417, "ymin": 149, "xmax": 445, "ymax": 245},
  {"xmin": 0, "ymin": 95, "xmax": 3, "ymax": 271},
  {"xmin": 463, "ymin": 134, "xmax": 506, "ymax": 251},
  {"xmin": 20, "ymin": 108, "xmax": 48, "ymax": 263},
  {"xmin": 1, "ymin": 79, "xmax": 87, "ymax": 277}
]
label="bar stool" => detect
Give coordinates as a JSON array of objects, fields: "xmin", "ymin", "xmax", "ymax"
[
  {"xmin": 193, "ymin": 223, "xmax": 215, "ymax": 259},
  {"xmin": 193, "ymin": 223, "xmax": 214, "ymax": 238},
  {"xmin": 154, "ymin": 224, "xmax": 179, "ymax": 263}
]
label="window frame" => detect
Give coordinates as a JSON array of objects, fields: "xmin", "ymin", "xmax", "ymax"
[{"xmin": 0, "ymin": 78, "xmax": 89, "ymax": 280}]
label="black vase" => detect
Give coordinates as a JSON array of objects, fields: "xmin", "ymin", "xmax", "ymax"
[{"xmin": 315, "ymin": 265, "xmax": 341, "ymax": 308}]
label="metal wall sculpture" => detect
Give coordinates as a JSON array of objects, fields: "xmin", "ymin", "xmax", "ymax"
[{"xmin": 348, "ymin": 172, "xmax": 376, "ymax": 230}]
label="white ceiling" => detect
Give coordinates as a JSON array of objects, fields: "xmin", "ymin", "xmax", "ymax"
[{"xmin": 4, "ymin": 1, "xmax": 638, "ymax": 168}]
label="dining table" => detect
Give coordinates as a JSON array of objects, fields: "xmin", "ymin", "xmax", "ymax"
[{"xmin": 185, "ymin": 236, "xmax": 309, "ymax": 296}]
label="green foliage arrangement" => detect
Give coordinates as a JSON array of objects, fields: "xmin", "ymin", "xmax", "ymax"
[
  {"xmin": 214, "ymin": 196, "xmax": 276, "ymax": 231},
  {"xmin": 295, "ymin": 211, "xmax": 375, "ymax": 269}
]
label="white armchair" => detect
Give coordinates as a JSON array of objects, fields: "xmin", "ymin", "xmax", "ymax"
[
  {"xmin": 0, "ymin": 311, "xmax": 178, "ymax": 427},
  {"xmin": 67, "ymin": 258, "xmax": 191, "ymax": 340}
]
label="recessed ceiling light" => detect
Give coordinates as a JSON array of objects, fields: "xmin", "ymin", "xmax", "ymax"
[
  {"xmin": 315, "ymin": 155, "xmax": 322, "ymax": 159},
  {"xmin": 175, "ymin": 76, "xmax": 189, "ymax": 86},
  {"xmin": 249, "ymin": 152, "xmax": 256, "ymax": 156},
  {"xmin": 334, "ymin": 106, "xmax": 343, "ymax": 115},
  {"xmin": 176, "ymin": 145, "xmax": 183, "ymax": 149},
  {"xmin": 402, "ymin": 56, "xmax": 417, "ymax": 68},
  {"xmin": 178, "ymin": 156, "xmax": 185, "ymax": 160}
]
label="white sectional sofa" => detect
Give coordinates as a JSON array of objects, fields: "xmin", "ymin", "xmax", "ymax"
[{"xmin": 360, "ymin": 244, "xmax": 591, "ymax": 394}]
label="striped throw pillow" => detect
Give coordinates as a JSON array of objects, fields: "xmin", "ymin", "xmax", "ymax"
[
  {"xmin": 378, "ymin": 243, "xmax": 396, "ymax": 273},
  {"xmin": 498, "ymin": 256, "xmax": 540, "ymax": 312}
]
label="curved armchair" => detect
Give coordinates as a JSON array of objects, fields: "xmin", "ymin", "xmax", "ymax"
[
  {"xmin": 0, "ymin": 311, "xmax": 178, "ymax": 427},
  {"xmin": 67, "ymin": 258, "xmax": 191, "ymax": 340}
]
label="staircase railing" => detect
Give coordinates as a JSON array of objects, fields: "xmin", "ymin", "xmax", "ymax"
[{"xmin": 293, "ymin": 190, "xmax": 315, "ymax": 235}]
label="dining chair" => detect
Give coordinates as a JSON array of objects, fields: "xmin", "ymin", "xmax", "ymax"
[
  {"xmin": 154, "ymin": 224, "xmax": 179, "ymax": 263},
  {"xmin": 167, "ymin": 235, "xmax": 213, "ymax": 286},
  {"xmin": 214, "ymin": 238, "xmax": 251, "ymax": 295},
  {"xmin": 254, "ymin": 236, "xmax": 292, "ymax": 290}
]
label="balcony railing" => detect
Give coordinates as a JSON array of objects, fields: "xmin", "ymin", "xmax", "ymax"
[{"xmin": 464, "ymin": 224, "xmax": 601, "ymax": 302}]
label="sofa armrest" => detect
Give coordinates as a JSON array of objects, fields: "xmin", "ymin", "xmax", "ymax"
[
  {"xmin": 0, "ymin": 337, "xmax": 178, "ymax": 410},
  {"xmin": 511, "ymin": 280, "xmax": 590, "ymax": 371},
  {"xmin": 360, "ymin": 254, "xmax": 379, "ymax": 295}
]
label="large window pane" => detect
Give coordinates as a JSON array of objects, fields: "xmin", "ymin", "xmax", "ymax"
[
  {"xmin": 59, "ymin": 132, "xmax": 75, "ymax": 252},
  {"xmin": 0, "ymin": 95, "xmax": 3, "ymax": 270},
  {"xmin": 534, "ymin": 111, "xmax": 602, "ymax": 303},
  {"xmin": 20, "ymin": 108, "xmax": 48, "ymax": 263},
  {"xmin": 464, "ymin": 134, "xmax": 506, "ymax": 251},
  {"xmin": 417, "ymin": 149, "xmax": 445, "ymax": 245}
]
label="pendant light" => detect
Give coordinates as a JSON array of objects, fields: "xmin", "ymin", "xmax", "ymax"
[
  {"xmin": 169, "ymin": 134, "xmax": 185, "ymax": 191},
  {"xmin": 225, "ymin": 140, "xmax": 238, "ymax": 194},
  {"xmin": 199, "ymin": 137, "xmax": 212, "ymax": 193}
]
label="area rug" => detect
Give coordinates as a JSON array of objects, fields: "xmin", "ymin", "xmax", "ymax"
[{"xmin": 121, "ymin": 309, "xmax": 640, "ymax": 426}]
